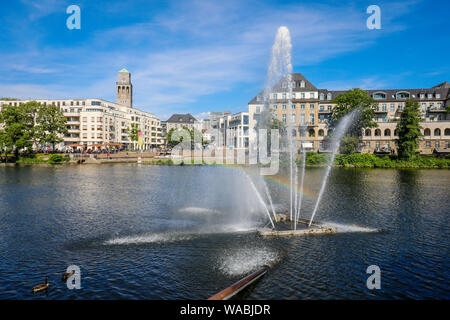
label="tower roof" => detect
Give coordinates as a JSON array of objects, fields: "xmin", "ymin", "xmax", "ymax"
[{"xmin": 119, "ymin": 68, "xmax": 129, "ymax": 73}]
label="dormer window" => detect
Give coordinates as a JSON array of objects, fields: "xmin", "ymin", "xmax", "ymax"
[
  {"xmin": 427, "ymin": 93, "xmax": 433, "ymax": 99},
  {"xmin": 320, "ymin": 93, "xmax": 325, "ymax": 100},
  {"xmin": 373, "ymin": 92, "xmax": 386, "ymax": 99},
  {"xmin": 396, "ymin": 92, "xmax": 410, "ymax": 99},
  {"xmin": 420, "ymin": 94, "xmax": 425, "ymax": 99},
  {"xmin": 300, "ymin": 80, "xmax": 305, "ymax": 88},
  {"xmin": 436, "ymin": 93, "xmax": 441, "ymax": 99},
  {"xmin": 327, "ymin": 93, "xmax": 332, "ymax": 100}
]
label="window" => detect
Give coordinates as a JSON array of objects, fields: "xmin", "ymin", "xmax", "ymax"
[
  {"xmin": 273, "ymin": 105, "xmax": 278, "ymax": 110},
  {"xmin": 291, "ymin": 114, "xmax": 296, "ymax": 123},
  {"xmin": 300, "ymin": 80, "xmax": 305, "ymax": 88},
  {"xmin": 301, "ymin": 104, "xmax": 305, "ymax": 109},
  {"xmin": 320, "ymin": 93, "xmax": 325, "ymax": 100},
  {"xmin": 256, "ymin": 107, "xmax": 261, "ymax": 113},
  {"xmin": 373, "ymin": 92, "xmax": 386, "ymax": 99},
  {"xmin": 390, "ymin": 104, "xmax": 395, "ymax": 112},
  {"xmin": 436, "ymin": 93, "xmax": 441, "ymax": 99},
  {"xmin": 282, "ymin": 105, "xmax": 287, "ymax": 110},
  {"xmin": 365, "ymin": 129, "xmax": 371, "ymax": 136},
  {"xmin": 282, "ymin": 114, "xmax": 286, "ymax": 123},
  {"xmin": 319, "ymin": 105, "xmax": 324, "ymax": 111},
  {"xmin": 382, "ymin": 104, "xmax": 387, "ymax": 111},
  {"xmin": 426, "ymin": 141, "xmax": 431, "ymax": 148},
  {"xmin": 327, "ymin": 93, "xmax": 332, "ymax": 100},
  {"xmin": 309, "ymin": 104, "xmax": 314, "ymax": 109},
  {"xmin": 310, "ymin": 114, "xmax": 315, "ymax": 125},
  {"xmin": 396, "ymin": 92, "xmax": 410, "ymax": 99},
  {"xmin": 291, "ymin": 105, "xmax": 296, "ymax": 109},
  {"xmin": 384, "ymin": 129, "xmax": 391, "ymax": 136},
  {"xmin": 301, "ymin": 93, "xmax": 305, "ymax": 99},
  {"xmin": 300, "ymin": 114, "xmax": 305, "ymax": 124},
  {"xmin": 291, "ymin": 93, "xmax": 296, "ymax": 99}
]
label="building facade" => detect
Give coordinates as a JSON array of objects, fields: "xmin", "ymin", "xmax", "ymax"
[
  {"xmin": 0, "ymin": 70, "xmax": 163, "ymax": 150},
  {"xmin": 165, "ymin": 114, "xmax": 198, "ymax": 131},
  {"xmin": 248, "ymin": 73, "xmax": 450, "ymax": 154}
]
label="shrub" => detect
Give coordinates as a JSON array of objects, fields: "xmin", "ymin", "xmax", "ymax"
[{"xmin": 48, "ymin": 154, "xmax": 67, "ymax": 164}]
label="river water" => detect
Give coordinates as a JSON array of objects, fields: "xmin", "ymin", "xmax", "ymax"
[{"xmin": 0, "ymin": 165, "xmax": 448, "ymax": 299}]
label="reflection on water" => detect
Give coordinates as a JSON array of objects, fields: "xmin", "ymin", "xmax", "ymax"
[{"xmin": 0, "ymin": 165, "xmax": 448, "ymax": 299}]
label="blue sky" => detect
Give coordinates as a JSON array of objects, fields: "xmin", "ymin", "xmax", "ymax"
[{"xmin": 0, "ymin": 0, "xmax": 448, "ymax": 120}]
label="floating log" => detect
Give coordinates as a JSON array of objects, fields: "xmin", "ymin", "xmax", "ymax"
[{"xmin": 208, "ymin": 267, "xmax": 267, "ymax": 300}]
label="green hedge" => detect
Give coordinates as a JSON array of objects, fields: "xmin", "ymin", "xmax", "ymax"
[{"xmin": 297, "ymin": 152, "xmax": 450, "ymax": 168}]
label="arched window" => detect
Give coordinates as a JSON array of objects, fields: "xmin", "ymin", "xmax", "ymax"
[
  {"xmin": 375, "ymin": 129, "xmax": 381, "ymax": 136},
  {"xmin": 319, "ymin": 93, "xmax": 325, "ymax": 100},
  {"xmin": 396, "ymin": 91, "xmax": 410, "ymax": 99},
  {"xmin": 292, "ymin": 129, "xmax": 297, "ymax": 136},
  {"xmin": 394, "ymin": 129, "xmax": 398, "ymax": 136},
  {"xmin": 365, "ymin": 129, "xmax": 371, "ymax": 136},
  {"xmin": 328, "ymin": 129, "xmax": 334, "ymax": 136},
  {"xmin": 126, "ymin": 87, "xmax": 129, "ymax": 93},
  {"xmin": 434, "ymin": 128, "xmax": 441, "ymax": 136},
  {"xmin": 444, "ymin": 128, "xmax": 450, "ymax": 136},
  {"xmin": 424, "ymin": 128, "xmax": 431, "ymax": 136},
  {"xmin": 300, "ymin": 80, "xmax": 305, "ymax": 88},
  {"xmin": 308, "ymin": 129, "xmax": 315, "ymax": 137},
  {"xmin": 327, "ymin": 93, "xmax": 332, "ymax": 100},
  {"xmin": 318, "ymin": 129, "xmax": 324, "ymax": 136},
  {"xmin": 384, "ymin": 129, "xmax": 391, "ymax": 136}
]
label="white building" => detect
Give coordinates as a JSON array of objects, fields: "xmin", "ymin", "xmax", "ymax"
[{"xmin": 0, "ymin": 69, "xmax": 164, "ymax": 151}]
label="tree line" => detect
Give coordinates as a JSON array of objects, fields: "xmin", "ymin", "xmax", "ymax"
[{"xmin": 0, "ymin": 101, "xmax": 68, "ymax": 159}]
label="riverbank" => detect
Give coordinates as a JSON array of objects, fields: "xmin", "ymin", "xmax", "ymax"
[{"xmin": 1, "ymin": 152, "xmax": 449, "ymax": 168}]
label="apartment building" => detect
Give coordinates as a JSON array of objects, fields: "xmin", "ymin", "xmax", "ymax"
[
  {"xmin": 248, "ymin": 73, "xmax": 450, "ymax": 154},
  {"xmin": 0, "ymin": 69, "xmax": 164, "ymax": 150}
]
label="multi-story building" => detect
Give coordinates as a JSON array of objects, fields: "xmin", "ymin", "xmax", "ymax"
[
  {"xmin": 248, "ymin": 73, "xmax": 450, "ymax": 154},
  {"xmin": 166, "ymin": 114, "xmax": 198, "ymax": 131},
  {"xmin": 0, "ymin": 69, "xmax": 164, "ymax": 151},
  {"xmin": 227, "ymin": 112, "xmax": 249, "ymax": 149}
]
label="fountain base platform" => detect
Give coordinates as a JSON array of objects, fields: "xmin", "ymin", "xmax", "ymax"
[{"xmin": 258, "ymin": 215, "xmax": 337, "ymax": 237}]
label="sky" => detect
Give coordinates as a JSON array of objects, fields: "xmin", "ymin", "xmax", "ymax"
[{"xmin": 0, "ymin": 0, "xmax": 448, "ymax": 120}]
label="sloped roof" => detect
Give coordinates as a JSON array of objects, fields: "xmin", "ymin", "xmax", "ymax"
[
  {"xmin": 248, "ymin": 72, "xmax": 450, "ymax": 104},
  {"xmin": 166, "ymin": 113, "xmax": 197, "ymax": 123},
  {"xmin": 119, "ymin": 68, "xmax": 129, "ymax": 73}
]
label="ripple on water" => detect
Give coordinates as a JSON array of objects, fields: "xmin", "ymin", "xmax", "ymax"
[{"xmin": 216, "ymin": 247, "xmax": 280, "ymax": 277}]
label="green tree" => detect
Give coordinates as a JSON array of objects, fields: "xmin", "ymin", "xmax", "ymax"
[
  {"xmin": 35, "ymin": 103, "xmax": 68, "ymax": 151},
  {"xmin": 127, "ymin": 123, "xmax": 142, "ymax": 151},
  {"xmin": 0, "ymin": 103, "xmax": 35, "ymax": 158},
  {"xmin": 395, "ymin": 99, "xmax": 423, "ymax": 159},
  {"xmin": 339, "ymin": 136, "xmax": 359, "ymax": 154},
  {"xmin": 332, "ymin": 88, "xmax": 377, "ymax": 137}
]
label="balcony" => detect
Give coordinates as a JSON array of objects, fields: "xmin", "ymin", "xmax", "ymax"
[
  {"xmin": 374, "ymin": 108, "xmax": 388, "ymax": 113},
  {"xmin": 318, "ymin": 108, "xmax": 332, "ymax": 113},
  {"xmin": 428, "ymin": 107, "xmax": 446, "ymax": 113}
]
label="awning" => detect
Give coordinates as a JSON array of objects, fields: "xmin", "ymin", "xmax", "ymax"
[{"xmin": 65, "ymin": 144, "xmax": 83, "ymax": 147}]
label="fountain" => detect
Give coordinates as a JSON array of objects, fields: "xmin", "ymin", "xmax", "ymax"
[{"xmin": 253, "ymin": 26, "xmax": 358, "ymax": 237}]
